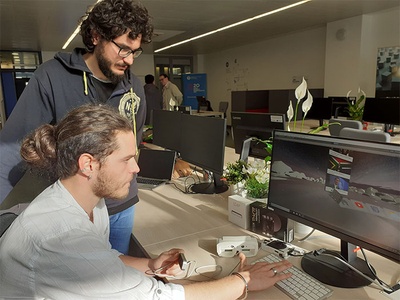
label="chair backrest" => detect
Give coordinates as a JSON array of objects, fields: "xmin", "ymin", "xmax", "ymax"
[
  {"xmin": 339, "ymin": 127, "xmax": 391, "ymax": 143},
  {"xmin": 328, "ymin": 118, "xmax": 363, "ymax": 137},
  {"xmin": 0, "ymin": 212, "xmax": 17, "ymax": 237},
  {"xmin": 218, "ymin": 101, "xmax": 229, "ymax": 118}
]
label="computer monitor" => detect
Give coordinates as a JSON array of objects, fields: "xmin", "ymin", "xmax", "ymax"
[
  {"xmin": 177, "ymin": 105, "xmax": 191, "ymax": 114},
  {"xmin": 329, "ymin": 96, "xmax": 353, "ymax": 118},
  {"xmin": 267, "ymin": 130, "xmax": 400, "ymax": 288},
  {"xmin": 304, "ymin": 97, "xmax": 333, "ymax": 127},
  {"xmin": 152, "ymin": 110, "xmax": 228, "ymax": 194},
  {"xmin": 231, "ymin": 112, "xmax": 286, "ymax": 159},
  {"xmin": 362, "ymin": 97, "xmax": 400, "ymax": 133},
  {"xmin": 152, "ymin": 110, "xmax": 182, "ymax": 152},
  {"xmin": 197, "ymin": 96, "xmax": 209, "ymax": 112},
  {"xmin": 179, "ymin": 114, "xmax": 228, "ymax": 194}
]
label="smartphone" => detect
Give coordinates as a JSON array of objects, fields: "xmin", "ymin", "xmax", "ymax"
[{"xmin": 178, "ymin": 253, "xmax": 188, "ymax": 271}]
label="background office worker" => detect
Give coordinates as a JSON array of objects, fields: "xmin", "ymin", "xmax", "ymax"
[
  {"xmin": 0, "ymin": 0, "xmax": 153, "ymax": 254},
  {"xmin": 144, "ymin": 74, "xmax": 163, "ymax": 125},
  {"xmin": 0, "ymin": 105, "xmax": 292, "ymax": 299},
  {"xmin": 160, "ymin": 73, "xmax": 183, "ymax": 110}
]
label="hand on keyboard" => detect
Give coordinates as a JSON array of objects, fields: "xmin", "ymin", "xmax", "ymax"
[
  {"xmin": 235, "ymin": 252, "xmax": 293, "ymax": 292},
  {"xmin": 253, "ymin": 253, "xmax": 333, "ymax": 300}
]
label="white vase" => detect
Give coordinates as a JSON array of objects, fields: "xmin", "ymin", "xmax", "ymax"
[{"xmin": 230, "ymin": 182, "xmax": 246, "ymax": 197}]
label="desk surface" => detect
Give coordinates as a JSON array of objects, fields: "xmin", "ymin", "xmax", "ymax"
[
  {"xmin": 133, "ymin": 146, "xmax": 399, "ymax": 299},
  {"xmin": 291, "ymin": 119, "xmax": 400, "ymax": 144}
]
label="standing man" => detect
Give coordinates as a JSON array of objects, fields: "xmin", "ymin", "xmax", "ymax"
[
  {"xmin": 0, "ymin": 0, "xmax": 153, "ymax": 255},
  {"xmin": 159, "ymin": 73, "xmax": 183, "ymax": 110},
  {"xmin": 144, "ymin": 74, "xmax": 163, "ymax": 125},
  {"xmin": 0, "ymin": 104, "xmax": 292, "ymax": 299}
]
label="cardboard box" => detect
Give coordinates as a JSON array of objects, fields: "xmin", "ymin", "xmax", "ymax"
[
  {"xmin": 249, "ymin": 201, "xmax": 294, "ymax": 242},
  {"xmin": 228, "ymin": 195, "xmax": 254, "ymax": 230}
]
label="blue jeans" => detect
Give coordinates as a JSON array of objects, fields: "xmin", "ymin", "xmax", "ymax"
[{"xmin": 109, "ymin": 205, "xmax": 135, "ymax": 255}]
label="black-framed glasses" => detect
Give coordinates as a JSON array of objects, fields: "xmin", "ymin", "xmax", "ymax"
[{"xmin": 111, "ymin": 40, "xmax": 143, "ymax": 58}]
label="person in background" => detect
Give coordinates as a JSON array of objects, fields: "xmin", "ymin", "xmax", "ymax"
[
  {"xmin": 144, "ymin": 74, "xmax": 163, "ymax": 125},
  {"xmin": 0, "ymin": 0, "xmax": 153, "ymax": 255},
  {"xmin": 159, "ymin": 73, "xmax": 183, "ymax": 110},
  {"xmin": 0, "ymin": 104, "xmax": 292, "ymax": 299}
]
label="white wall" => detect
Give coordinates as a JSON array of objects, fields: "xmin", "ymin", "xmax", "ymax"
[
  {"xmin": 202, "ymin": 6, "xmax": 400, "ymax": 122},
  {"xmin": 203, "ymin": 26, "xmax": 326, "ymax": 124},
  {"xmin": 325, "ymin": 7, "xmax": 400, "ymax": 97}
]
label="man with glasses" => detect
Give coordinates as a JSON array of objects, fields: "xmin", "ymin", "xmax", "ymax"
[
  {"xmin": 0, "ymin": 0, "xmax": 152, "ymax": 255},
  {"xmin": 159, "ymin": 73, "xmax": 183, "ymax": 110}
]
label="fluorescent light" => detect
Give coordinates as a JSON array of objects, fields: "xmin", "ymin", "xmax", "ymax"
[
  {"xmin": 62, "ymin": 0, "xmax": 102, "ymax": 50},
  {"xmin": 155, "ymin": 0, "xmax": 311, "ymax": 53}
]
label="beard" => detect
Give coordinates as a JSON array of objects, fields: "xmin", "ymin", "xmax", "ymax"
[
  {"xmin": 93, "ymin": 168, "xmax": 131, "ymax": 200},
  {"xmin": 95, "ymin": 42, "xmax": 126, "ymax": 85}
]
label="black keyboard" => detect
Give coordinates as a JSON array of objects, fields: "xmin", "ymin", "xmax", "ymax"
[{"xmin": 137, "ymin": 177, "xmax": 165, "ymax": 185}]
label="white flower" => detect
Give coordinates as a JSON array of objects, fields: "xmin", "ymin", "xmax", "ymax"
[
  {"xmin": 357, "ymin": 87, "xmax": 366, "ymax": 99},
  {"xmin": 301, "ymin": 90, "xmax": 313, "ymax": 118},
  {"xmin": 295, "ymin": 77, "xmax": 307, "ymax": 102},
  {"xmin": 287, "ymin": 100, "xmax": 294, "ymax": 122}
]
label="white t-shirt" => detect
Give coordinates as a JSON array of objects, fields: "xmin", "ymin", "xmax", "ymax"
[{"xmin": 0, "ymin": 180, "xmax": 184, "ymax": 299}]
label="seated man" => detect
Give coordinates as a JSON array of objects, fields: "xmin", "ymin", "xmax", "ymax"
[{"xmin": 0, "ymin": 105, "xmax": 291, "ymax": 299}]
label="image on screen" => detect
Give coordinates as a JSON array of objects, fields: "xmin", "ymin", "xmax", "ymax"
[{"xmin": 267, "ymin": 130, "xmax": 400, "ymax": 288}]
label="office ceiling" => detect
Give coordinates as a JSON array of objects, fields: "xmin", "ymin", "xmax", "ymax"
[{"xmin": 0, "ymin": 0, "xmax": 399, "ymax": 64}]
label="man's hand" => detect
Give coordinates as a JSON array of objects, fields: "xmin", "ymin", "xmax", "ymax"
[{"xmin": 173, "ymin": 159, "xmax": 191, "ymax": 178}]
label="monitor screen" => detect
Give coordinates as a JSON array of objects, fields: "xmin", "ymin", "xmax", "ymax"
[
  {"xmin": 179, "ymin": 114, "xmax": 228, "ymax": 194},
  {"xmin": 231, "ymin": 112, "xmax": 286, "ymax": 159},
  {"xmin": 362, "ymin": 97, "xmax": 400, "ymax": 126},
  {"xmin": 152, "ymin": 110, "xmax": 182, "ymax": 152},
  {"xmin": 152, "ymin": 110, "xmax": 228, "ymax": 194},
  {"xmin": 305, "ymin": 97, "xmax": 333, "ymax": 122},
  {"xmin": 329, "ymin": 96, "xmax": 351, "ymax": 118},
  {"xmin": 267, "ymin": 130, "xmax": 400, "ymax": 288}
]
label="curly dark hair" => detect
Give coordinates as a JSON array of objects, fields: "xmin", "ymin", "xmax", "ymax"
[{"xmin": 80, "ymin": 0, "xmax": 153, "ymax": 52}]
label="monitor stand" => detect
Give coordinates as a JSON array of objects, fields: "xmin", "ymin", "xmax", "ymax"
[
  {"xmin": 301, "ymin": 241, "xmax": 375, "ymax": 288},
  {"xmin": 190, "ymin": 173, "xmax": 228, "ymax": 194}
]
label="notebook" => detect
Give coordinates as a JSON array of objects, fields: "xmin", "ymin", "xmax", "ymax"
[{"xmin": 136, "ymin": 148, "xmax": 176, "ymax": 190}]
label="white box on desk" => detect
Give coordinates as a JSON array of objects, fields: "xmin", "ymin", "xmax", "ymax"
[{"xmin": 228, "ymin": 195, "xmax": 254, "ymax": 229}]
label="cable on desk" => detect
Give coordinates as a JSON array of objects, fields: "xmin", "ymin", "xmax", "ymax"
[
  {"xmin": 314, "ymin": 248, "xmax": 394, "ymax": 293},
  {"xmin": 145, "ymin": 260, "xmax": 197, "ymax": 279}
]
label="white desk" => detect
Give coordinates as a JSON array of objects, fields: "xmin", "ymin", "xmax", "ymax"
[
  {"xmin": 293, "ymin": 119, "xmax": 400, "ymax": 144},
  {"xmin": 133, "ymin": 147, "xmax": 399, "ymax": 299}
]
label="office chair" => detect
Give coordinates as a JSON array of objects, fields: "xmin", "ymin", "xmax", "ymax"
[
  {"xmin": 339, "ymin": 127, "xmax": 391, "ymax": 143},
  {"xmin": 0, "ymin": 212, "xmax": 17, "ymax": 237},
  {"xmin": 218, "ymin": 101, "xmax": 229, "ymax": 118},
  {"xmin": 218, "ymin": 101, "xmax": 229, "ymax": 135},
  {"xmin": 328, "ymin": 118, "xmax": 362, "ymax": 137}
]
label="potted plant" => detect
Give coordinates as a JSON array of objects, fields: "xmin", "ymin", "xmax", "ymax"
[
  {"xmin": 345, "ymin": 88, "xmax": 366, "ymax": 121},
  {"xmin": 223, "ymin": 158, "xmax": 270, "ymax": 200}
]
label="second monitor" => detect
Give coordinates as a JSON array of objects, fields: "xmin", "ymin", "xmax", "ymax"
[{"xmin": 231, "ymin": 112, "xmax": 286, "ymax": 160}]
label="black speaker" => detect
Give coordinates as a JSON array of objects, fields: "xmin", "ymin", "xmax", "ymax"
[{"xmin": 250, "ymin": 201, "xmax": 294, "ymax": 242}]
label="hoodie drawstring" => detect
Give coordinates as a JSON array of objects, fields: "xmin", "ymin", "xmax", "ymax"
[{"xmin": 83, "ymin": 71, "xmax": 88, "ymax": 96}]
